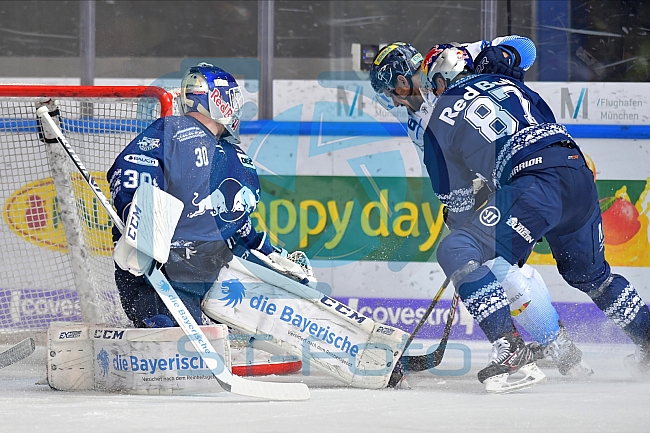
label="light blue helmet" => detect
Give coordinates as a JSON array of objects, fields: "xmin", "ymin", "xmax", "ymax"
[{"xmin": 180, "ymin": 62, "xmax": 244, "ymax": 143}]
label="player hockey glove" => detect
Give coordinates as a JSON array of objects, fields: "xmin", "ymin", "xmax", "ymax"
[
  {"xmin": 472, "ymin": 176, "xmax": 492, "ymax": 211},
  {"xmin": 474, "ymin": 45, "xmax": 525, "ymax": 81}
]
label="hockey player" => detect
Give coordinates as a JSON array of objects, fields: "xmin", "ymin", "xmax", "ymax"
[
  {"xmin": 105, "ymin": 63, "xmax": 409, "ymax": 390},
  {"xmin": 376, "ymin": 43, "xmax": 650, "ymax": 390},
  {"xmin": 370, "ymin": 39, "xmax": 591, "ymax": 384},
  {"xmin": 107, "ymin": 63, "xmax": 279, "ymax": 328}
]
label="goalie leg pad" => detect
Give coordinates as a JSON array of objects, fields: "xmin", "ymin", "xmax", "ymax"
[
  {"xmin": 202, "ymin": 257, "xmax": 408, "ymax": 389},
  {"xmin": 47, "ymin": 323, "xmax": 232, "ymax": 395}
]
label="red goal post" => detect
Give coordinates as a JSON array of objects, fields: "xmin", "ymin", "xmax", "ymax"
[{"xmin": 0, "ymin": 85, "xmax": 174, "ymax": 341}]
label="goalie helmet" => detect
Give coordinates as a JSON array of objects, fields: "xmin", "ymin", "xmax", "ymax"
[
  {"xmin": 180, "ymin": 62, "xmax": 244, "ymax": 143},
  {"xmin": 369, "ymin": 42, "xmax": 424, "ymax": 110}
]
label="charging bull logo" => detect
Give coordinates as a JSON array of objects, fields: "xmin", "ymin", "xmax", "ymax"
[
  {"xmin": 187, "ymin": 189, "xmax": 227, "ymax": 218},
  {"xmin": 187, "ymin": 178, "xmax": 259, "ymax": 222},
  {"xmin": 232, "ymin": 187, "xmax": 256, "ymax": 213},
  {"xmin": 218, "ymin": 279, "xmax": 246, "ymax": 307}
]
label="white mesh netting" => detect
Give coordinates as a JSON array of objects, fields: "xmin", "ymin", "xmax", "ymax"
[{"xmin": 0, "ymin": 86, "xmax": 173, "ymax": 339}]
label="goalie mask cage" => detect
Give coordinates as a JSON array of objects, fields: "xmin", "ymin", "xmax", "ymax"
[{"xmin": 0, "ymin": 85, "xmax": 174, "ymax": 342}]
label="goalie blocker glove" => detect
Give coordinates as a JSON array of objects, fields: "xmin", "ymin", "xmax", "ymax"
[{"xmin": 474, "ymin": 45, "xmax": 525, "ymax": 81}]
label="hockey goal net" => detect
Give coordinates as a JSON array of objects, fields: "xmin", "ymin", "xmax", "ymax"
[{"xmin": 0, "ymin": 86, "xmax": 174, "ymax": 342}]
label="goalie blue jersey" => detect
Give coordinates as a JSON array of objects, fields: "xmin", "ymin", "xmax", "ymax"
[
  {"xmin": 423, "ymin": 74, "xmax": 572, "ymax": 226},
  {"xmin": 107, "ymin": 115, "xmax": 261, "ymax": 244}
]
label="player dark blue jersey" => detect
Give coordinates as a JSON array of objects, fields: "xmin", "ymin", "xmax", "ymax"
[
  {"xmin": 107, "ymin": 115, "xmax": 261, "ymax": 246},
  {"xmin": 423, "ymin": 73, "xmax": 572, "ymax": 228}
]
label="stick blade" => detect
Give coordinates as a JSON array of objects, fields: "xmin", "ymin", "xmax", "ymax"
[
  {"xmin": 0, "ymin": 338, "xmax": 36, "ymax": 369},
  {"xmin": 230, "ymin": 375, "xmax": 310, "ymax": 401}
]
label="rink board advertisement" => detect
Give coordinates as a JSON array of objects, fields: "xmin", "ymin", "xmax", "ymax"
[
  {"xmin": 1, "ymin": 81, "xmax": 650, "ymax": 342},
  {"xmin": 341, "ymin": 298, "xmax": 637, "ymax": 345}
]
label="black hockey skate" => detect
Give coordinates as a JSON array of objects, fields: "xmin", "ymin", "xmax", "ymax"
[
  {"xmin": 527, "ymin": 324, "xmax": 593, "ymax": 378},
  {"xmin": 478, "ymin": 330, "xmax": 546, "ymax": 393},
  {"xmin": 528, "ymin": 341, "xmax": 547, "ymax": 362},
  {"xmin": 624, "ymin": 340, "xmax": 650, "ymax": 381},
  {"xmin": 544, "ymin": 325, "xmax": 593, "ymax": 378}
]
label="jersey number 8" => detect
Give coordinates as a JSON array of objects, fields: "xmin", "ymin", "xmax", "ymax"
[{"xmin": 464, "ymin": 85, "xmax": 537, "ymax": 143}]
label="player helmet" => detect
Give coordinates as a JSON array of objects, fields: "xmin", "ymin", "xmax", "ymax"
[
  {"xmin": 421, "ymin": 44, "xmax": 473, "ymax": 89},
  {"xmin": 369, "ymin": 42, "xmax": 424, "ymax": 110},
  {"xmin": 417, "ymin": 44, "xmax": 473, "ymax": 108},
  {"xmin": 180, "ymin": 62, "xmax": 244, "ymax": 143}
]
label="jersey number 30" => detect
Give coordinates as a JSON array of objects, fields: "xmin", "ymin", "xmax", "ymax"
[
  {"xmin": 123, "ymin": 169, "xmax": 152, "ymax": 189},
  {"xmin": 195, "ymin": 146, "xmax": 209, "ymax": 167}
]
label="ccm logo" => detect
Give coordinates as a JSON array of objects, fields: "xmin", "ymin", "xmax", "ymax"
[
  {"xmin": 126, "ymin": 204, "xmax": 142, "ymax": 241},
  {"xmin": 59, "ymin": 331, "xmax": 82, "ymax": 339},
  {"xmin": 93, "ymin": 330, "xmax": 125, "ymax": 340}
]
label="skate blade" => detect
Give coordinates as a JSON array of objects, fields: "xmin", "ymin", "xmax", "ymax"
[
  {"xmin": 566, "ymin": 361, "xmax": 594, "ymax": 380},
  {"xmin": 484, "ymin": 363, "xmax": 546, "ymax": 394},
  {"xmin": 623, "ymin": 354, "xmax": 650, "ymax": 381}
]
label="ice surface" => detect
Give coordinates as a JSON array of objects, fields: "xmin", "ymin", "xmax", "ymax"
[{"xmin": 1, "ymin": 340, "xmax": 649, "ymax": 433}]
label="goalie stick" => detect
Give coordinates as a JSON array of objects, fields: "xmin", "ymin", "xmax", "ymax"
[
  {"xmin": 0, "ymin": 338, "xmax": 36, "ymax": 370},
  {"xmin": 36, "ymin": 106, "xmax": 309, "ymax": 401}
]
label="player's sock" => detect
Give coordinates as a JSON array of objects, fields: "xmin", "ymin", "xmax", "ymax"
[
  {"xmin": 477, "ymin": 330, "xmax": 546, "ymax": 393},
  {"xmin": 590, "ymin": 275, "xmax": 650, "ymax": 345},
  {"xmin": 457, "ymin": 269, "xmax": 511, "ymax": 341}
]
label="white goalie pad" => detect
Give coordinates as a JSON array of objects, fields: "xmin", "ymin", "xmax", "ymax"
[
  {"xmin": 47, "ymin": 323, "xmax": 232, "ymax": 395},
  {"xmin": 123, "ymin": 182, "xmax": 184, "ymax": 264},
  {"xmin": 113, "ymin": 236, "xmax": 154, "ymax": 276},
  {"xmin": 202, "ymin": 256, "xmax": 409, "ymax": 389}
]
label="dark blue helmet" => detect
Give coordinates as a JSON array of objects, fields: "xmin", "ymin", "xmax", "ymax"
[
  {"xmin": 369, "ymin": 42, "xmax": 424, "ymax": 96},
  {"xmin": 180, "ymin": 63, "xmax": 244, "ymax": 143}
]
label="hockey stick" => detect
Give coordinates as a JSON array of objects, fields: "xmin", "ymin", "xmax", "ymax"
[
  {"xmin": 387, "ymin": 278, "xmax": 450, "ymax": 387},
  {"xmin": 403, "ymin": 291, "xmax": 459, "ymax": 372},
  {"xmin": 401, "ymin": 277, "xmax": 450, "ymax": 356},
  {"xmin": 0, "ymin": 338, "xmax": 36, "ymax": 370},
  {"xmin": 36, "ymin": 107, "xmax": 309, "ymax": 401}
]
